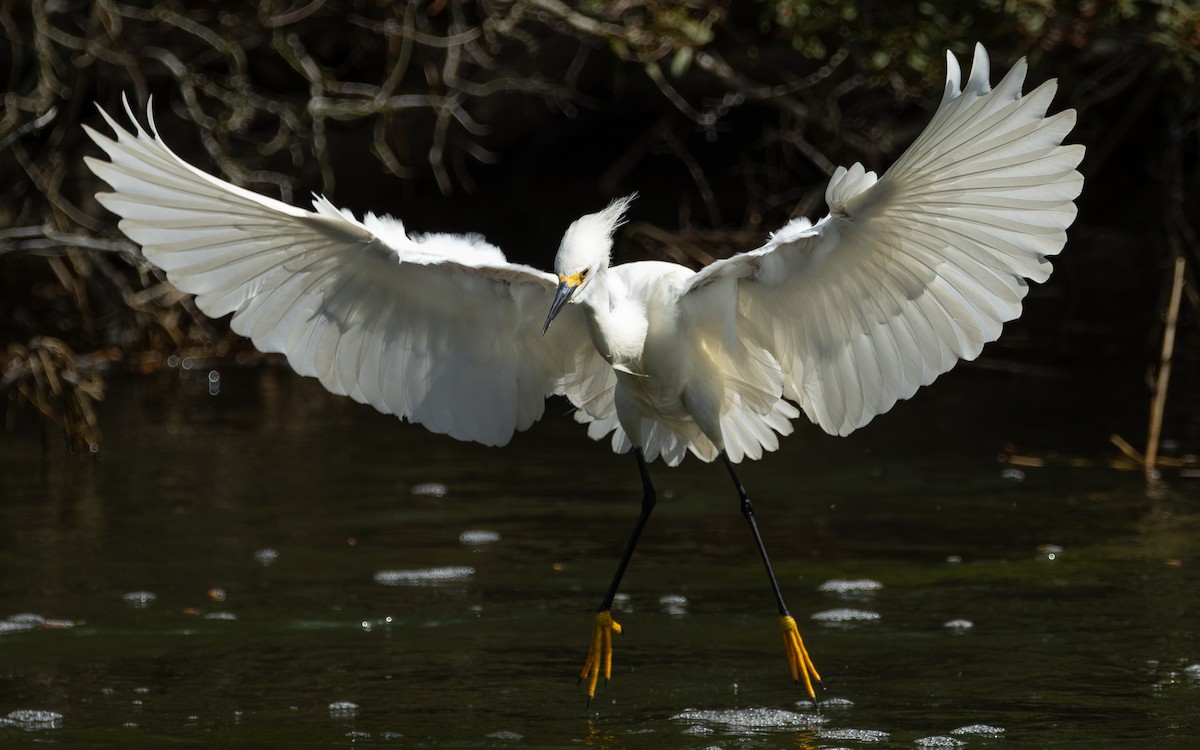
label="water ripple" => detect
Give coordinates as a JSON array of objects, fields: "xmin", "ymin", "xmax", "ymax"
[
  {"xmin": 1, "ymin": 709, "xmax": 63, "ymax": 731},
  {"xmin": 811, "ymin": 608, "xmax": 881, "ymax": 626},
  {"xmin": 817, "ymin": 579, "xmax": 883, "ymax": 596},
  {"xmin": 374, "ymin": 566, "xmax": 474, "ymax": 586},
  {"xmin": 458, "ymin": 530, "xmax": 501, "ymax": 545},
  {"xmin": 951, "ymin": 723, "xmax": 1005, "ymax": 737},
  {"xmin": 816, "ymin": 728, "xmax": 889, "ymax": 742},
  {"xmin": 673, "ymin": 706, "xmax": 827, "ymax": 731},
  {"xmin": 411, "ymin": 482, "xmax": 447, "ymax": 497},
  {"xmin": 659, "ymin": 594, "xmax": 688, "ymax": 616},
  {"xmin": 1, "ymin": 613, "xmax": 74, "ymax": 635},
  {"xmin": 916, "ymin": 736, "xmax": 965, "ymax": 748}
]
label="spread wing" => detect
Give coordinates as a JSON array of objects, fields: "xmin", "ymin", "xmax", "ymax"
[
  {"xmin": 685, "ymin": 44, "xmax": 1084, "ymax": 436},
  {"xmin": 85, "ymin": 98, "xmax": 610, "ymax": 446}
]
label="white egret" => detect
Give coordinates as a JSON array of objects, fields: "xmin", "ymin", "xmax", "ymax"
[{"xmin": 85, "ymin": 43, "xmax": 1083, "ymax": 702}]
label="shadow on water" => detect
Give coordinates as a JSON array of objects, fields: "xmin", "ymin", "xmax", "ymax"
[{"xmin": 1, "ymin": 362, "xmax": 1198, "ymax": 748}]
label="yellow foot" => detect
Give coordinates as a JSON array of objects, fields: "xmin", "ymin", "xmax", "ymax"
[
  {"xmin": 579, "ymin": 610, "xmax": 622, "ymax": 699},
  {"xmin": 780, "ymin": 614, "xmax": 822, "ymax": 703}
]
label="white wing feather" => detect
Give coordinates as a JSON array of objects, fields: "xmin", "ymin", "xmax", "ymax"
[
  {"xmin": 85, "ymin": 97, "xmax": 607, "ymax": 446},
  {"xmin": 686, "ymin": 43, "xmax": 1084, "ymax": 436}
]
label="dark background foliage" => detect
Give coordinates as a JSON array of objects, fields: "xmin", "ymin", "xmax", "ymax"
[{"xmin": 1, "ymin": 0, "xmax": 1197, "ymax": 450}]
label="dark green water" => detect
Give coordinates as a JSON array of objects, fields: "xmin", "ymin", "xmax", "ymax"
[{"xmin": 2, "ymin": 363, "xmax": 1198, "ymax": 748}]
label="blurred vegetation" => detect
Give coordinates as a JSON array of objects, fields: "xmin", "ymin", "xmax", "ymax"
[{"xmin": 1, "ymin": 0, "xmax": 1197, "ymax": 451}]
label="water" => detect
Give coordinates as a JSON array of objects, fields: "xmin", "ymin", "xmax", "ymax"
[{"xmin": 2, "ymin": 364, "xmax": 1198, "ymax": 748}]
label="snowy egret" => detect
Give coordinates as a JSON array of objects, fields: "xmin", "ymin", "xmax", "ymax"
[{"xmin": 85, "ymin": 43, "xmax": 1082, "ymax": 702}]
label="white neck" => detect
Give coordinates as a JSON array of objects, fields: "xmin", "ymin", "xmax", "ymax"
[{"xmin": 576, "ymin": 266, "xmax": 646, "ymax": 369}]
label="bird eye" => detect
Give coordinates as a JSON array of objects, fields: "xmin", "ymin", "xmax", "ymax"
[{"xmin": 579, "ymin": 269, "xmax": 589, "ymax": 281}]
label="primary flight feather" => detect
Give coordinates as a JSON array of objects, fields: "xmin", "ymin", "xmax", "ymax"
[{"xmin": 85, "ymin": 43, "xmax": 1083, "ymax": 700}]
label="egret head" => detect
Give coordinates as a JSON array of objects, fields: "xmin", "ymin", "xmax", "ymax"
[{"xmin": 542, "ymin": 194, "xmax": 636, "ymax": 335}]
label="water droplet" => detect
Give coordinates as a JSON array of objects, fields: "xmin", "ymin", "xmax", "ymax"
[
  {"xmin": 1000, "ymin": 468, "xmax": 1025, "ymax": 481},
  {"xmin": 1037, "ymin": 544, "xmax": 1064, "ymax": 561},
  {"xmin": 943, "ymin": 618, "xmax": 974, "ymax": 632},
  {"xmin": 486, "ymin": 730, "xmax": 523, "ymax": 741},
  {"xmin": 122, "ymin": 591, "xmax": 157, "ymax": 608},
  {"xmin": 328, "ymin": 701, "xmax": 358, "ymax": 718},
  {"xmin": 254, "ymin": 548, "xmax": 280, "ymax": 565},
  {"xmin": 360, "ymin": 615, "xmax": 396, "ymax": 630}
]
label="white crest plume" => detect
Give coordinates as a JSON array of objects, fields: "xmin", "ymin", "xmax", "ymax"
[{"xmin": 554, "ymin": 193, "xmax": 637, "ymax": 274}]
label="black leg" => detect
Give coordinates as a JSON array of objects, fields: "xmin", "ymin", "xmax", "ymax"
[
  {"xmin": 720, "ymin": 451, "xmax": 822, "ymax": 703},
  {"xmin": 579, "ymin": 447, "xmax": 657, "ymax": 700},
  {"xmin": 598, "ymin": 447, "xmax": 657, "ymax": 610},
  {"xmin": 720, "ymin": 451, "xmax": 789, "ymax": 616}
]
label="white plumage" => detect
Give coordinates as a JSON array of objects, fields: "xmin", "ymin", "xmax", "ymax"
[
  {"xmin": 85, "ymin": 43, "xmax": 1082, "ymax": 465},
  {"xmin": 85, "ymin": 42, "xmax": 1083, "ymax": 700}
]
